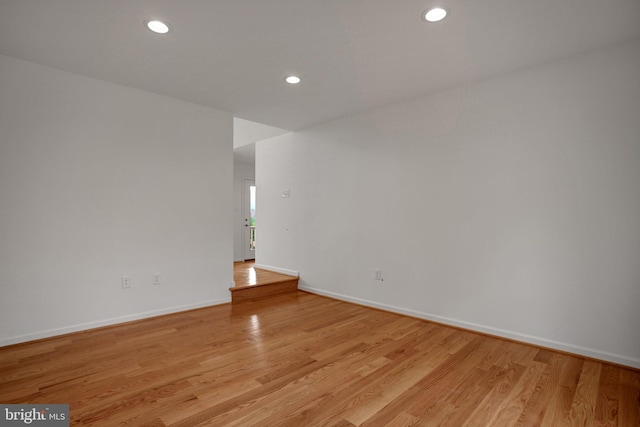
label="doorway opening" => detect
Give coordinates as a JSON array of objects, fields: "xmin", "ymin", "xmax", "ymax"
[{"xmin": 243, "ymin": 179, "xmax": 256, "ymax": 261}]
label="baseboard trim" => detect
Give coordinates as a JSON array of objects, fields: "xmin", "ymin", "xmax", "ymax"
[
  {"xmin": 299, "ymin": 285, "xmax": 640, "ymax": 370},
  {"xmin": 0, "ymin": 297, "xmax": 231, "ymax": 348},
  {"xmin": 253, "ymin": 263, "xmax": 299, "ymax": 277}
]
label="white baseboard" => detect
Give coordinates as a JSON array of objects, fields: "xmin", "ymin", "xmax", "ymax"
[
  {"xmin": 299, "ymin": 285, "xmax": 640, "ymax": 369},
  {"xmin": 0, "ymin": 297, "xmax": 231, "ymax": 347},
  {"xmin": 253, "ymin": 263, "xmax": 299, "ymax": 277}
]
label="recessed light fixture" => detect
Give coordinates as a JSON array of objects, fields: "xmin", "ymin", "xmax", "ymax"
[
  {"xmin": 423, "ymin": 7, "xmax": 447, "ymax": 22},
  {"xmin": 285, "ymin": 75, "xmax": 301, "ymax": 84},
  {"xmin": 146, "ymin": 20, "xmax": 171, "ymax": 34}
]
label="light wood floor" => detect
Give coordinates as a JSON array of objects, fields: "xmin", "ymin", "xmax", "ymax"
[{"xmin": 1, "ymin": 292, "xmax": 638, "ymax": 426}]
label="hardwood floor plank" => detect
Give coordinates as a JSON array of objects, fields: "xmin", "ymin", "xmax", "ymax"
[
  {"xmin": 568, "ymin": 359, "xmax": 601, "ymax": 425},
  {"xmin": 328, "ymin": 421, "xmax": 357, "ymax": 427},
  {"xmin": 342, "ymin": 346, "xmax": 452, "ymax": 425},
  {"xmin": 515, "ymin": 353, "xmax": 568, "ymax": 426},
  {"xmin": 474, "ymin": 353, "xmax": 548, "ymax": 425},
  {"xmin": 407, "ymin": 340, "xmax": 509, "ymax": 426},
  {"xmin": 618, "ymin": 369, "xmax": 640, "ymax": 426},
  {"xmin": 169, "ymin": 340, "xmax": 371, "ymax": 426},
  {"xmin": 244, "ymin": 324, "xmax": 457, "ymax": 426},
  {"xmin": 387, "ymin": 411, "xmax": 422, "ymax": 426},
  {"xmin": 1, "ymin": 291, "xmax": 639, "ymax": 426},
  {"xmin": 460, "ymin": 363, "xmax": 527, "ymax": 426},
  {"xmin": 440, "ymin": 365, "xmax": 508, "ymax": 426},
  {"xmin": 357, "ymin": 336, "xmax": 485, "ymax": 426},
  {"xmin": 248, "ymin": 325, "xmax": 442, "ymax": 425},
  {"xmin": 538, "ymin": 356, "xmax": 584, "ymax": 426}
]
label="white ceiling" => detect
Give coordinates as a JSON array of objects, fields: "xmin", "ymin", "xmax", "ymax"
[{"xmin": 1, "ymin": 0, "xmax": 639, "ymax": 131}]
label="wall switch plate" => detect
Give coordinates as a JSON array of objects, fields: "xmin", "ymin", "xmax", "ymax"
[{"xmin": 121, "ymin": 276, "xmax": 131, "ymax": 288}]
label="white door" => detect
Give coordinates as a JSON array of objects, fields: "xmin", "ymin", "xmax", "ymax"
[{"xmin": 243, "ymin": 179, "xmax": 256, "ymax": 260}]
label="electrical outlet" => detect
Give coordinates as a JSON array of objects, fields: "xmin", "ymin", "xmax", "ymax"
[
  {"xmin": 153, "ymin": 274, "xmax": 161, "ymax": 286},
  {"xmin": 374, "ymin": 270, "xmax": 383, "ymax": 281},
  {"xmin": 121, "ymin": 276, "xmax": 131, "ymax": 289}
]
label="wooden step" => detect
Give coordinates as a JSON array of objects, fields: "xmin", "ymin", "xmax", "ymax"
[
  {"xmin": 231, "ymin": 262, "xmax": 299, "ymax": 303},
  {"xmin": 229, "ymin": 277, "xmax": 299, "ymax": 303}
]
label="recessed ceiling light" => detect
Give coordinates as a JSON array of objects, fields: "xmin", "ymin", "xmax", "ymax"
[
  {"xmin": 146, "ymin": 20, "xmax": 170, "ymax": 34},
  {"xmin": 285, "ymin": 76, "xmax": 301, "ymax": 84},
  {"xmin": 423, "ymin": 7, "xmax": 447, "ymax": 22}
]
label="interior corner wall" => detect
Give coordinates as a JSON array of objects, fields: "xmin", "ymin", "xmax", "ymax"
[
  {"xmin": 256, "ymin": 38, "xmax": 640, "ymax": 368},
  {"xmin": 0, "ymin": 54, "xmax": 234, "ymax": 345},
  {"xmin": 233, "ymin": 160, "xmax": 255, "ymax": 262}
]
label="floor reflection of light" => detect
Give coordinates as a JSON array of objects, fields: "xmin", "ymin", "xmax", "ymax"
[
  {"xmin": 249, "ymin": 268, "xmax": 257, "ymax": 285},
  {"xmin": 248, "ymin": 314, "xmax": 264, "ymax": 354},
  {"xmin": 250, "ymin": 314, "xmax": 260, "ymax": 329}
]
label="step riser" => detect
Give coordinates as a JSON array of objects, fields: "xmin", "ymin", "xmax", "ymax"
[{"xmin": 231, "ymin": 279, "xmax": 298, "ymax": 303}]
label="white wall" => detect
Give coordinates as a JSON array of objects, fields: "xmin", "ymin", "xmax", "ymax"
[
  {"xmin": 233, "ymin": 118, "xmax": 289, "ymax": 149},
  {"xmin": 233, "ymin": 160, "xmax": 255, "ymax": 262},
  {"xmin": 257, "ymin": 39, "xmax": 640, "ymax": 368},
  {"xmin": 0, "ymin": 55, "xmax": 233, "ymax": 345}
]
